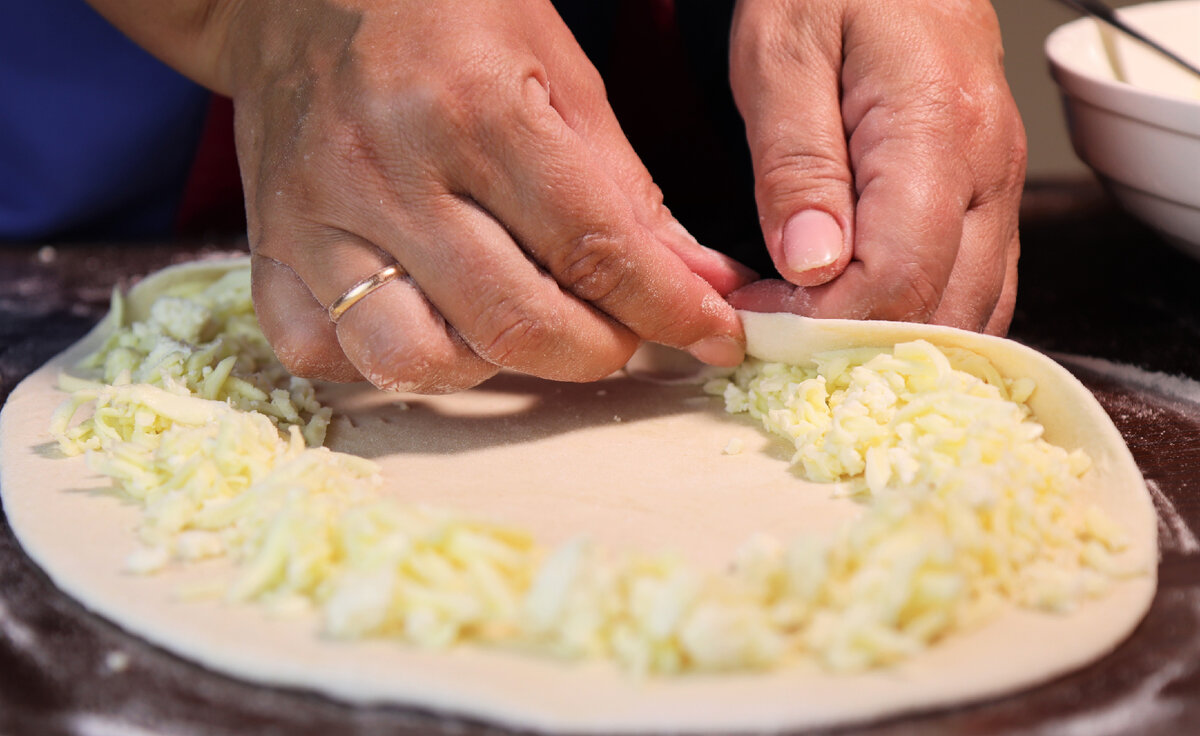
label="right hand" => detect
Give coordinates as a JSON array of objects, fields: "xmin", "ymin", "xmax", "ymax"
[
  {"xmin": 219, "ymin": 0, "xmax": 754, "ymax": 393},
  {"xmin": 724, "ymin": 0, "xmax": 1025, "ymax": 336}
]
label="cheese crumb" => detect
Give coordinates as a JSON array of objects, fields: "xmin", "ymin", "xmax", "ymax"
[{"xmin": 103, "ymin": 651, "xmax": 130, "ymax": 673}]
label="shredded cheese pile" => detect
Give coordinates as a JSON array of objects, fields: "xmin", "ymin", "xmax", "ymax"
[
  {"xmin": 704, "ymin": 343, "xmax": 1132, "ymax": 670},
  {"xmin": 66, "ymin": 384, "xmax": 538, "ymax": 645},
  {"xmin": 48, "ymin": 266, "xmax": 1138, "ymax": 675},
  {"xmin": 52, "ymin": 268, "xmax": 329, "ymax": 452},
  {"xmin": 49, "ymin": 380, "xmax": 781, "ymax": 671}
]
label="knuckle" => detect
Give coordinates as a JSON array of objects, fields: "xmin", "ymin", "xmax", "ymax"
[
  {"xmin": 730, "ymin": 13, "xmax": 833, "ymax": 103},
  {"xmin": 356, "ymin": 337, "xmax": 428, "ymax": 391},
  {"xmin": 878, "ymin": 261, "xmax": 944, "ymax": 323},
  {"xmin": 456, "ymin": 285, "xmax": 560, "ymax": 370},
  {"xmin": 477, "ymin": 307, "xmax": 554, "ymax": 367},
  {"xmin": 426, "ymin": 59, "xmax": 553, "ymax": 146},
  {"xmin": 1008, "ymin": 128, "xmax": 1030, "ymax": 184},
  {"xmin": 357, "ymin": 332, "xmax": 480, "ymax": 394},
  {"xmin": 966, "ymin": 98, "xmax": 1027, "ymax": 208},
  {"xmin": 955, "ymin": 94, "xmax": 992, "ymax": 137},
  {"xmin": 630, "ymin": 175, "xmax": 677, "ymax": 229},
  {"xmin": 727, "ymin": 22, "xmax": 765, "ymax": 82},
  {"xmin": 472, "ymin": 294, "xmax": 637, "ymax": 381},
  {"xmin": 996, "ymin": 111, "xmax": 1029, "ymax": 196},
  {"xmin": 556, "ymin": 231, "xmax": 631, "ymax": 305},
  {"xmin": 344, "ymin": 306, "xmax": 470, "ymax": 393},
  {"xmin": 638, "ymin": 177, "xmax": 668, "ymax": 217},
  {"xmin": 755, "ymin": 142, "xmax": 851, "ymax": 207},
  {"xmin": 465, "ymin": 288, "xmax": 639, "ymax": 381}
]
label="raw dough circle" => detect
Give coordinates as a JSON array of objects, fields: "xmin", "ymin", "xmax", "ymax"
[{"xmin": 0, "ymin": 260, "xmax": 1157, "ymax": 734}]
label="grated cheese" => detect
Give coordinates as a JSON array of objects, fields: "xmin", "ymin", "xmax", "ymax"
[
  {"xmin": 51, "ymin": 268, "xmax": 329, "ymax": 454},
  {"xmin": 48, "ymin": 266, "xmax": 1140, "ymax": 675},
  {"xmin": 701, "ymin": 340, "xmax": 1136, "ymax": 670}
]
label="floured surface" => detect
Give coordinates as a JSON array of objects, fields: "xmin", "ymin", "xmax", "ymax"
[
  {"xmin": 320, "ymin": 374, "xmax": 862, "ymax": 567},
  {"xmin": 0, "ymin": 262, "xmax": 1157, "ymax": 734}
]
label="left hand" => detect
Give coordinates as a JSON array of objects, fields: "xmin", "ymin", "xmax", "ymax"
[{"xmin": 727, "ymin": 0, "xmax": 1026, "ymax": 335}]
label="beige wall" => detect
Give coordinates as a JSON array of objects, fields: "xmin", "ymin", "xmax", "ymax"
[{"xmin": 995, "ymin": 0, "xmax": 1143, "ymax": 178}]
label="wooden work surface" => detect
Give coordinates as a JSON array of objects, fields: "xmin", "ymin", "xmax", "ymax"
[{"xmin": 2, "ymin": 179, "xmax": 1199, "ymax": 735}]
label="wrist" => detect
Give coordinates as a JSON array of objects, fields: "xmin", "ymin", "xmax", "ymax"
[
  {"xmin": 219, "ymin": 0, "xmax": 366, "ymax": 99},
  {"xmin": 84, "ymin": 0, "xmax": 245, "ymax": 94}
]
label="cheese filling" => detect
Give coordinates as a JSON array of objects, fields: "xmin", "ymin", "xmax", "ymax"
[
  {"xmin": 51, "ymin": 268, "xmax": 330, "ymax": 453},
  {"xmin": 48, "ymin": 267, "xmax": 1138, "ymax": 675},
  {"xmin": 705, "ymin": 344, "xmax": 1129, "ymax": 671}
]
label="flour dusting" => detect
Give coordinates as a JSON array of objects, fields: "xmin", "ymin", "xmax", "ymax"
[
  {"xmin": 0, "ymin": 600, "xmax": 37, "ymax": 652},
  {"xmin": 69, "ymin": 713, "xmax": 187, "ymax": 736},
  {"xmin": 1031, "ymin": 589, "xmax": 1200, "ymax": 736},
  {"xmin": 1055, "ymin": 353, "xmax": 1200, "ymax": 556},
  {"xmin": 1057, "ymin": 354, "xmax": 1200, "ymax": 412},
  {"xmin": 1146, "ymin": 479, "xmax": 1200, "ymax": 555}
]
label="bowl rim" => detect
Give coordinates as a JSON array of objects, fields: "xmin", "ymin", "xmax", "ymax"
[{"xmin": 1044, "ymin": 1, "xmax": 1200, "ymax": 136}]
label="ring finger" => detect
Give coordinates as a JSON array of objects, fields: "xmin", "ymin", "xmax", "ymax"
[{"xmin": 259, "ymin": 231, "xmax": 498, "ymax": 393}]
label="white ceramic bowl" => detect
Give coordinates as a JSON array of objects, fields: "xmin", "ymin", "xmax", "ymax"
[{"xmin": 1046, "ymin": 0, "xmax": 1200, "ymax": 258}]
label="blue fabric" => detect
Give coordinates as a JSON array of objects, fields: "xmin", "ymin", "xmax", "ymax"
[{"xmin": 0, "ymin": 0, "xmax": 210, "ymax": 241}]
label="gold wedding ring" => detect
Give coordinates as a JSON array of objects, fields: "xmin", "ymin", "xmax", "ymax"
[{"xmin": 327, "ymin": 264, "xmax": 405, "ymax": 324}]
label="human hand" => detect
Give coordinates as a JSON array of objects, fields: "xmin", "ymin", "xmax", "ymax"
[
  {"xmin": 221, "ymin": 0, "xmax": 754, "ymax": 393},
  {"xmin": 727, "ymin": 0, "xmax": 1026, "ymax": 335}
]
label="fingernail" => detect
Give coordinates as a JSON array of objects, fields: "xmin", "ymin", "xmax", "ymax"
[
  {"xmin": 782, "ymin": 210, "xmax": 843, "ymax": 274},
  {"xmin": 686, "ymin": 336, "xmax": 745, "ymax": 367}
]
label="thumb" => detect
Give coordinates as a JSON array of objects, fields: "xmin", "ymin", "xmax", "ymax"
[{"xmin": 730, "ymin": 2, "xmax": 855, "ymax": 287}]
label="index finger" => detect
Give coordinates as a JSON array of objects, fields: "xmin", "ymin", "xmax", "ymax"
[{"xmin": 431, "ymin": 69, "xmax": 747, "ymax": 365}]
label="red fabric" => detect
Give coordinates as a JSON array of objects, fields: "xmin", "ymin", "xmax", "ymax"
[{"xmin": 173, "ymin": 94, "xmax": 245, "ymax": 236}]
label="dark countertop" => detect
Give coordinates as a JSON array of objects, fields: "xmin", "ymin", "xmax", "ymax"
[{"xmin": 2, "ymin": 179, "xmax": 1200, "ymax": 735}]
